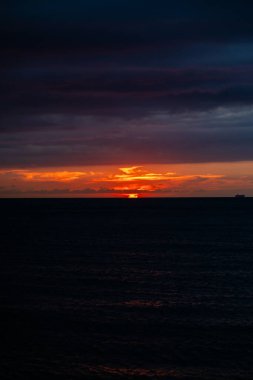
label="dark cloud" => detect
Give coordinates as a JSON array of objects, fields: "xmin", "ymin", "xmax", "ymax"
[
  {"xmin": 1, "ymin": 67, "xmax": 253, "ymax": 121},
  {"xmin": 0, "ymin": 1, "xmax": 253, "ymax": 168},
  {"xmin": 1, "ymin": 117, "xmax": 253, "ymax": 168},
  {"xmin": 0, "ymin": 187, "xmax": 110, "ymax": 195}
]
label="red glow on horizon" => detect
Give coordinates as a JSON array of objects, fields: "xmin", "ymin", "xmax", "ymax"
[{"xmin": 1, "ymin": 162, "xmax": 252, "ymax": 198}]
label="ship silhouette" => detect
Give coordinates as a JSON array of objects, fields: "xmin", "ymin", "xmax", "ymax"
[{"xmin": 235, "ymin": 194, "xmax": 246, "ymax": 198}]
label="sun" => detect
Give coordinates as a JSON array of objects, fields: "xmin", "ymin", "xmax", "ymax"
[{"xmin": 128, "ymin": 193, "xmax": 139, "ymax": 198}]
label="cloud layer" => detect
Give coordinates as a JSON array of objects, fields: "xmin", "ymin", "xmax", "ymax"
[
  {"xmin": 1, "ymin": 1, "xmax": 253, "ymax": 168},
  {"xmin": 1, "ymin": 164, "xmax": 253, "ymax": 197}
]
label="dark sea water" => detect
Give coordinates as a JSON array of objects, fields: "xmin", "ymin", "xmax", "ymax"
[{"xmin": 1, "ymin": 198, "xmax": 253, "ymax": 379}]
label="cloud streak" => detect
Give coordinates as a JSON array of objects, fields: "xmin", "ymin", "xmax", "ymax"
[{"xmin": 0, "ymin": 165, "xmax": 227, "ymax": 198}]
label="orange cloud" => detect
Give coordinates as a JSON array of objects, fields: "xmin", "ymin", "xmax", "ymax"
[
  {"xmin": 0, "ymin": 164, "xmax": 231, "ymax": 198},
  {"xmin": 23, "ymin": 171, "xmax": 87, "ymax": 182},
  {"xmin": 96, "ymin": 166, "xmax": 223, "ymax": 184},
  {"xmin": 97, "ymin": 166, "xmax": 176, "ymax": 182},
  {"xmin": 119, "ymin": 166, "xmax": 143, "ymax": 175},
  {"xmin": 0, "ymin": 170, "xmax": 88, "ymax": 182}
]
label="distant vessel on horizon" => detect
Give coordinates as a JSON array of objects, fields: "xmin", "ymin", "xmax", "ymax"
[{"xmin": 235, "ymin": 194, "xmax": 246, "ymax": 198}]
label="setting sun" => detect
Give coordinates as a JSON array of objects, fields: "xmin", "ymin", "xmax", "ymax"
[{"xmin": 128, "ymin": 193, "xmax": 139, "ymax": 199}]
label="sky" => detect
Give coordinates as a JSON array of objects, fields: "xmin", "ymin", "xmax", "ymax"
[{"xmin": 1, "ymin": 0, "xmax": 253, "ymax": 197}]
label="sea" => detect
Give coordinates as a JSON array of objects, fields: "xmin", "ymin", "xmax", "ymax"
[{"xmin": 1, "ymin": 198, "xmax": 253, "ymax": 379}]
